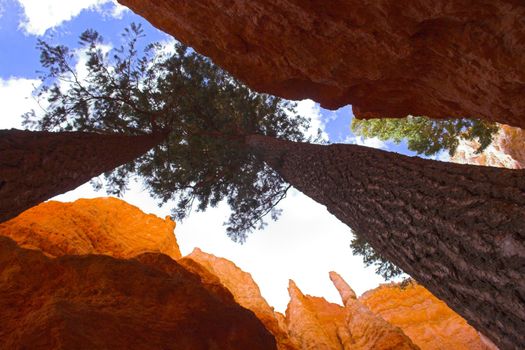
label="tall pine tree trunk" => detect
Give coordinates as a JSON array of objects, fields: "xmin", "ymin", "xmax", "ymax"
[
  {"xmin": 247, "ymin": 134, "xmax": 525, "ymax": 350},
  {"xmin": 0, "ymin": 129, "xmax": 166, "ymax": 223}
]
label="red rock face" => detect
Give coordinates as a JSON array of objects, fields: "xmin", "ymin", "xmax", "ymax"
[
  {"xmin": 118, "ymin": 0, "xmax": 525, "ymax": 128},
  {"xmin": 0, "ymin": 198, "xmax": 501, "ymax": 349},
  {"xmin": 181, "ymin": 248, "xmax": 299, "ymax": 350},
  {"xmin": 0, "ymin": 197, "xmax": 181, "ymax": 260},
  {"xmin": 0, "ymin": 236, "xmax": 277, "ymax": 350},
  {"xmin": 360, "ymin": 283, "xmax": 497, "ymax": 350},
  {"xmin": 451, "ymin": 124, "xmax": 525, "ymax": 169}
]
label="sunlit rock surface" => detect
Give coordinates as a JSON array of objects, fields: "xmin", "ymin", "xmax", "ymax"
[
  {"xmin": 360, "ymin": 282, "xmax": 497, "ymax": 350},
  {"xmin": 0, "ymin": 197, "xmax": 181, "ymax": 259},
  {"xmin": 181, "ymin": 248, "xmax": 299, "ymax": 350},
  {"xmin": 328, "ymin": 272, "xmax": 419, "ymax": 349},
  {"xmin": 0, "ymin": 236, "xmax": 277, "ymax": 350},
  {"xmin": 286, "ymin": 279, "xmax": 349, "ymax": 349},
  {"xmin": 451, "ymin": 124, "xmax": 525, "ymax": 169},
  {"xmin": 0, "ymin": 198, "xmax": 499, "ymax": 349},
  {"xmin": 118, "ymin": 0, "xmax": 525, "ymax": 128}
]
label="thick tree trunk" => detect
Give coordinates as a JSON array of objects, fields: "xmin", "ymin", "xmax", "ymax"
[
  {"xmin": 246, "ymin": 134, "xmax": 525, "ymax": 350},
  {"xmin": 0, "ymin": 129, "xmax": 166, "ymax": 223}
]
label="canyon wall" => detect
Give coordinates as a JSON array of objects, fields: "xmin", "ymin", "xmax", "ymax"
[
  {"xmin": 360, "ymin": 282, "xmax": 498, "ymax": 350},
  {"xmin": 0, "ymin": 198, "xmax": 497, "ymax": 349},
  {"xmin": 451, "ymin": 124, "xmax": 525, "ymax": 169},
  {"xmin": 118, "ymin": 0, "xmax": 525, "ymax": 128},
  {"xmin": 0, "ymin": 238, "xmax": 275, "ymax": 350}
]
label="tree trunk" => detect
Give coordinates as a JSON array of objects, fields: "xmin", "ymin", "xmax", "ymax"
[
  {"xmin": 246, "ymin": 134, "xmax": 525, "ymax": 350},
  {"xmin": 0, "ymin": 129, "xmax": 166, "ymax": 223}
]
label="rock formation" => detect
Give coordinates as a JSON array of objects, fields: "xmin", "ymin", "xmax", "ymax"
[
  {"xmin": 0, "ymin": 235, "xmax": 276, "ymax": 350},
  {"xmin": 181, "ymin": 248, "xmax": 299, "ymax": 350},
  {"xmin": 0, "ymin": 197, "xmax": 181, "ymax": 259},
  {"xmin": 0, "ymin": 198, "xmax": 501, "ymax": 349},
  {"xmin": 328, "ymin": 272, "xmax": 419, "ymax": 349},
  {"xmin": 360, "ymin": 282, "xmax": 498, "ymax": 350},
  {"xmin": 118, "ymin": 0, "xmax": 525, "ymax": 128},
  {"xmin": 451, "ymin": 124, "xmax": 525, "ymax": 169}
]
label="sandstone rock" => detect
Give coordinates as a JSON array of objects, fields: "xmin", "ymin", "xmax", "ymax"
[
  {"xmin": 0, "ymin": 197, "xmax": 181, "ymax": 260},
  {"xmin": 360, "ymin": 282, "xmax": 496, "ymax": 350},
  {"xmin": 329, "ymin": 272, "xmax": 419, "ymax": 350},
  {"xmin": 181, "ymin": 248, "xmax": 299, "ymax": 350},
  {"xmin": 0, "ymin": 236, "xmax": 277, "ymax": 350},
  {"xmin": 451, "ymin": 124, "xmax": 525, "ymax": 169},
  {"xmin": 285, "ymin": 278, "xmax": 418, "ymax": 349},
  {"xmin": 118, "ymin": 0, "xmax": 525, "ymax": 128},
  {"xmin": 286, "ymin": 279, "xmax": 348, "ymax": 349}
]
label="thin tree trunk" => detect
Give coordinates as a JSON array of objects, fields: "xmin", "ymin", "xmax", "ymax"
[
  {"xmin": 246, "ymin": 134, "xmax": 525, "ymax": 350},
  {"xmin": 0, "ymin": 129, "xmax": 166, "ymax": 223}
]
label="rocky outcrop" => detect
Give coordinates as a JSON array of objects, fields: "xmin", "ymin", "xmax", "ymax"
[
  {"xmin": 360, "ymin": 282, "xmax": 498, "ymax": 350},
  {"xmin": 118, "ymin": 0, "xmax": 525, "ymax": 128},
  {"xmin": 0, "ymin": 236, "xmax": 276, "ymax": 350},
  {"xmin": 181, "ymin": 248, "xmax": 299, "ymax": 350},
  {"xmin": 285, "ymin": 278, "xmax": 418, "ymax": 350},
  {"xmin": 0, "ymin": 197, "xmax": 181, "ymax": 260},
  {"xmin": 452, "ymin": 124, "xmax": 525, "ymax": 169},
  {"xmin": 286, "ymin": 280, "xmax": 349, "ymax": 349},
  {"xmin": 0, "ymin": 198, "xmax": 500, "ymax": 349},
  {"xmin": 328, "ymin": 272, "xmax": 419, "ymax": 350}
]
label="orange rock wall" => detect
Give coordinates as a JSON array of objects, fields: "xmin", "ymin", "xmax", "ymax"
[
  {"xmin": 0, "ymin": 236, "xmax": 276, "ymax": 350},
  {"xmin": 118, "ymin": 0, "xmax": 525, "ymax": 128},
  {"xmin": 181, "ymin": 248, "xmax": 299, "ymax": 350},
  {"xmin": 360, "ymin": 283, "xmax": 497, "ymax": 350},
  {"xmin": 0, "ymin": 198, "xmax": 499, "ymax": 349},
  {"xmin": 0, "ymin": 197, "xmax": 181, "ymax": 260},
  {"xmin": 451, "ymin": 124, "xmax": 525, "ymax": 169}
]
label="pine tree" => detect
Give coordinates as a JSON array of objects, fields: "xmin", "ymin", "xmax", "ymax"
[
  {"xmin": 21, "ymin": 25, "xmax": 525, "ymax": 348},
  {"xmin": 24, "ymin": 24, "xmax": 312, "ymax": 242}
]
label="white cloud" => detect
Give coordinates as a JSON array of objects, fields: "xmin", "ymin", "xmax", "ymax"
[
  {"xmin": 16, "ymin": 0, "xmax": 127, "ymax": 35},
  {"xmin": 294, "ymin": 99, "xmax": 329, "ymax": 141},
  {"xmin": 0, "ymin": 77, "xmax": 41, "ymax": 129},
  {"xmin": 0, "ymin": 1, "xmax": 5, "ymax": 19},
  {"xmin": 345, "ymin": 135, "xmax": 387, "ymax": 150}
]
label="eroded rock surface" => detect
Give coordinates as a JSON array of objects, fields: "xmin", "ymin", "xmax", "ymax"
[
  {"xmin": 181, "ymin": 248, "xmax": 299, "ymax": 350},
  {"xmin": 452, "ymin": 124, "xmax": 525, "ymax": 169},
  {"xmin": 0, "ymin": 236, "xmax": 276, "ymax": 350},
  {"xmin": 0, "ymin": 198, "xmax": 500, "ymax": 349},
  {"xmin": 118, "ymin": 0, "xmax": 525, "ymax": 127},
  {"xmin": 285, "ymin": 278, "xmax": 418, "ymax": 350},
  {"xmin": 360, "ymin": 282, "xmax": 497, "ymax": 350},
  {"xmin": 0, "ymin": 197, "xmax": 181, "ymax": 259}
]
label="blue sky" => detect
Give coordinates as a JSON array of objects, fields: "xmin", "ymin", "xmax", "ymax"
[{"xmin": 0, "ymin": 0, "xmax": 419, "ymax": 311}]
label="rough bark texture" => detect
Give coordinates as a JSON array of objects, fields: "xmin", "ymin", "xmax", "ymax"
[
  {"xmin": 247, "ymin": 134, "xmax": 525, "ymax": 350},
  {"xmin": 118, "ymin": 0, "xmax": 525, "ymax": 127},
  {"xmin": 0, "ymin": 129, "xmax": 165, "ymax": 223}
]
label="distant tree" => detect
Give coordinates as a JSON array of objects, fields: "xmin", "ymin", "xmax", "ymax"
[
  {"xmin": 351, "ymin": 116, "xmax": 498, "ymax": 156},
  {"xmin": 22, "ymin": 25, "xmax": 525, "ymax": 348}
]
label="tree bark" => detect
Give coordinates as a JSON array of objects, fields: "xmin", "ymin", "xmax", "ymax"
[
  {"xmin": 0, "ymin": 129, "xmax": 166, "ymax": 223},
  {"xmin": 246, "ymin": 134, "xmax": 525, "ymax": 350}
]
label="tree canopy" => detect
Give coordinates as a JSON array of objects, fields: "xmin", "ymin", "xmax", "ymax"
[
  {"xmin": 24, "ymin": 24, "xmax": 313, "ymax": 242},
  {"xmin": 351, "ymin": 116, "xmax": 498, "ymax": 157}
]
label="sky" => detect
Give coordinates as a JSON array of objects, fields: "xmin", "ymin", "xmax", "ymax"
[{"xmin": 0, "ymin": 0, "xmax": 420, "ymax": 312}]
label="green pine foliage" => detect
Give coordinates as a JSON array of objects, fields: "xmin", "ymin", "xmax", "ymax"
[
  {"xmin": 24, "ymin": 24, "xmax": 312, "ymax": 243},
  {"xmin": 350, "ymin": 235, "xmax": 405, "ymax": 280},
  {"xmin": 351, "ymin": 116, "xmax": 498, "ymax": 156}
]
